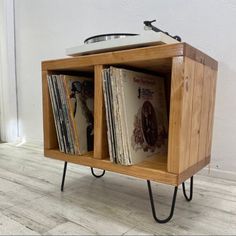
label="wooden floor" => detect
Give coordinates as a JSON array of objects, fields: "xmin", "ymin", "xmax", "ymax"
[{"xmin": 0, "ymin": 143, "xmax": 235, "ymax": 235}]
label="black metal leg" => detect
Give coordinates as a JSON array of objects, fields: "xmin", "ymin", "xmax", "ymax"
[
  {"xmin": 91, "ymin": 168, "xmax": 105, "ymax": 178},
  {"xmin": 182, "ymin": 176, "xmax": 193, "ymax": 201},
  {"xmin": 147, "ymin": 180, "xmax": 178, "ymax": 224},
  {"xmin": 61, "ymin": 162, "xmax": 67, "ymax": 192}
]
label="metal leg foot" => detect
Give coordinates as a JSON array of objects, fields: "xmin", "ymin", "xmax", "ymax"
[
  {"xmin": 182, "ymin": 176, "xmax": 193, "ymax": 201},
  {"xmin": 147, "ymin": 180, "xmax": 178, "ymax": 223},
  {"xmin": 91, "ymin": 168, "xmax": 105, "ymax": 178},
  {"xmin": 61, "ymin": 162, "xmax": 67, "ymax": 192}
]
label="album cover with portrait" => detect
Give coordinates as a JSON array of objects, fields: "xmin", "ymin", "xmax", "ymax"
[
  {"xmin": 118, "ymin": 68, "xmax": 168, "ymax": 164},
  {"xmin": 62, "ymin": 75, "xmax": 94, "ymax": 154},
  {"xmin": 103, "ymin": 67, "xmax": 168, "ymax": 165}
]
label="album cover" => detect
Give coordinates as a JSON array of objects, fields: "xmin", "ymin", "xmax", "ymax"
[
  {"xmin": 102, "ymin": 69, "xmax": 117, "ymax": 162},
  {"xmin": 47, "ymin": 75, "xmax": 64, "ymax": 152},
  {"xmin": 119, "ymin": 68, "xmax": 168, "ymax": 164},
  {"xmin": 103, "ymin": 67, "xmax": 168, "ymax": 165},
  {"xmin": 62, "ymin": 75, "xmax": 94, "ymax": 154},
  {"xmin": 58, "ymin": 76, "xmax": 75, "ymax": 154},
  {"xmin": 52, "ymin": 75, "xmax": 70, "ymax": 153}
]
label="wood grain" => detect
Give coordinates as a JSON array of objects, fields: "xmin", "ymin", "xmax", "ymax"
[
  {"xmin": 205, "ymin": 69, "xmax": 217, "ymax": 157},
  {"xmin": 198, "ymin": 66, "xmax": 212, "ymax": 163},
  {"xmin": 120, "ymin": 58, "xmax": 172, "ymax": 75},
  {"xmin": 42, "ymin": 43, "xmax": 217, "ymax": 72},
  {"xmin": 168, "ymin": 57, "xmax": 217, "ymax": 176},
  {"xmin": 93, "ymin": 65, "xmax": 109, "ymax": 159},
  {"xmin": 178, "ymin": 155, "xmax": 210, "ymax": 184},
  {"xmin": 42, "ymin": 43, "xmax": 183, "ymax": 71},
  {"xmin": 42, "ymin": 44, "xmax": 218, "ymax": 186},
  {"xmin": 167, "ymin": 56, "xmax": 185, "ymax": 174},
  {"xmin": 181, "ymin": 57, "xmax": 196, "ymax": 171},
  {"xmin": 184, "ymin": 43, "xmax": 218, "ymax": 70},
  {"xmin": 45, "ymin": 149, "xmax": 178, "ymax": 186},
  {"xmin": 188, "ymin": 62, "xmax": 204, "ymax": 167},
  {"xmin": 168, "ymin": 57, "xmax": 197, "ymax": 173},
  {"xmin": 167, "ymin": 57, "xmax": 182, "ymax": 173}
]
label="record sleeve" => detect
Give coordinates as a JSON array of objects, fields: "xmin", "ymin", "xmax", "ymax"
[
  {"xmin": 52, "ymin": 75, "xmax": 70, "ymax": 153},
  {"xmin": 62, "ymin": 75, "xmax": 94, "ymax": 154},
  {"xmin": 47, "ymin": 75, "xmax": 64, "ymax": 152},
  {"xmin": 103, "ymin": 67, "xmax": 168, "ymax": 165},
  {"xmin": 118, "ymin": 68, "xmax": 168, "ymax": 164}
]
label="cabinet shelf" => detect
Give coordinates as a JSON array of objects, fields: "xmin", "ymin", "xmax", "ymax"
[{"xmin": 45, "ymin": 149, "xmax": 179, "ymax": 185}]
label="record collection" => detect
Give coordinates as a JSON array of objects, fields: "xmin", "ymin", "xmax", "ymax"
[
  {"xmin": 47, "ymin": 74, "xmax": 94, "ymax": 155},
  {"xmin": 102, "ymin": 67, "xmax": 168, "ymax": 165},
  {"xmin": 48, "ymin": 67, "xmax": 168, "ymax": 165}
]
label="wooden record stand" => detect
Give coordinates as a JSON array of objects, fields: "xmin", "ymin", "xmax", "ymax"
[{"xmin": 42, "ymin": 43, "xmax": 218, "ymax": 223}]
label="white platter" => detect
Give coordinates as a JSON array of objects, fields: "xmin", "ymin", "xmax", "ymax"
[{"xmin": 66, "ymin": 31, "xmax": 179, "ymax": 57}]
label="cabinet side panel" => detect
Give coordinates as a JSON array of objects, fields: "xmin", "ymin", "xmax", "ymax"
[
  {"xmin": 188, "ymin": 62, "xmax": 204, "ymax": 167},
  {"xmin": 205, "ymin": 69, "xmax": 217, "ymax": 158},
  {"xmin": 167, "ymin": 57, "xmax": 184, "ymax": 173},
  {"xmin": 181, "ymin": 58, "xmax": 196, "ymax": 171},
  {"xmin": 168, "ymin": 57, "xmax": 196, "ymax": 173},
  {"xmin": 94, "ymin": 65, "xmax": 109, "ymax": 159},
  {"xmin": 168, "ymin": 58, "xmax": 217, "ymax": 175},
  {"xmin": 198, "ymin": 66, "xmax": 213, "ymax": 162},
  {"xmin": 42, "ymin": 70, "xmax": 58, "ymax": 150}
]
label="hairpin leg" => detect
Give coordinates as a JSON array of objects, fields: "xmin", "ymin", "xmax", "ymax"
[
  {"xmin": 182, "ymin": 176, "xmax": 193, "ymax": 201},
  {"xmin": 147, "ymin": 180, "xmax": 178, "ymax": 223},
  {"xmin": 61, "ymin": 162, "xmax": 67, "ymax": 192},
  {"xmin": 91, "ymin": 167, "xmax": 105, "ymax": 178}
]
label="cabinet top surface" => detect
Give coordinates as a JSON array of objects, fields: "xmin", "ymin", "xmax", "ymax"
[{"xmin": 42, "ymin": 42, "xmax": 218, "ymax": 71}]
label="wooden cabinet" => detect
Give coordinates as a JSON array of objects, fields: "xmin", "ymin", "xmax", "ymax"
[{"xmin": 42, "ymin": 43, "xmax": 217, "ymax": 186}]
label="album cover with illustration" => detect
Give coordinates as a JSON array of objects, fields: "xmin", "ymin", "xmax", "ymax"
[
  {"xmin": 103, "ymin": 67, "xmax": 168, "ymax": 165},
  {"xmin": 120, "ymin": 68, "xmax": 168, "ymax": 164},
  {"xmin": 62, "ymin": 75, "xmax": 94, "ymax": 154}
]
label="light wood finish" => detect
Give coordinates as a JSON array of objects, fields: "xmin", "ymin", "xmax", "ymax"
[
  {"xmin": 198, "ymin": 66, "xmax": 213, "ymax": 163},
  {"xmin": 167, "ymin": 56, "xmax": 185, "ymax": 173},
  {"xmin": 178, "ymin": 155, "xmax": 210, "ymax": 184},
  {"xmin": 118, "ymin": 58, "xmax": 172, "ymax": 75},
  {"xmin": 1, "ymin": 143, "xmax": 236, "ymax": 235},
  {"xmin": 205, "ymin": 70, "xmax": 217, "ymax": 157},
  {"xmin": 184, "ymin": 43, "xmax": 218, "ymax": 70},
  {"xmin": 167, "ymin": 57, "xmax": 196, "ymax": 173},
  {"xmin": 42, "ymin": 43, "xmax": 183, "ymax": 71},
  {"xmin": 167, "ymin": 57, "xmax": 217, "ymax": 174},
  {"xmin": 42, "ymin": 43, "xmax": 218, "ymax": 186},
  {"xmin": 42, "ymin": 70, "xmax": 58, "ymax": 150},
  {"xmin": 42, "ymin": 43, "xmax": 217, "ymax": 72},
  {"xmin": 93, "ymin": 65, "xmax": 109, "ymax": 159},
  {"xmin": 188, "ymin": 62, "xmax": 204, "ymax": 167},
  {"xmin": 181, "ymin": 57, "xmax": 196, "ymax": 171},
  {"xmin": 45, "ymin": 149, "xmax": 178, "ymax": 186}
]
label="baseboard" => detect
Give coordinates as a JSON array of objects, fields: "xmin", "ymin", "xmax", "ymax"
[
  {"xmin": 3, "ymin": 139, "xmax": 236, "ymax": 182},
  {"xmin": 9, "ymin": 137, "xmax": 43, "ymax": 149},
  {"xmin": 24, "ymin": 138, "xmax": 43, "ymax": 147},
  {"xmin": 198, "ymin": 166, "xmax": 236, "ymax": 182}
]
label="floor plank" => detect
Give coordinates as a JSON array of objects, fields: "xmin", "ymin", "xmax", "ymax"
[{"xmin": 0, "ymin": 143, "xmax": 235, "ymax": 235}]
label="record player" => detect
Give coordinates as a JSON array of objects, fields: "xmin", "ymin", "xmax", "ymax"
[{"xmin": 66, "ymin": 20, "xmax": 181, "ymax": 56}]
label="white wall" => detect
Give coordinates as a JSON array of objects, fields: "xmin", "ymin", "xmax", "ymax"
[
  {"xmin": 14, "ymin": 0, "xmax": 236, "ymax": 172},
  {"xmin": 0, "ymin": 0, "xmax": 18, "ymax": 142}
]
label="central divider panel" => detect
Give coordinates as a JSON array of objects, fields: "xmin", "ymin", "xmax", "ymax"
[{"xmin": 93, "ymin": 65, "xmax": 109, "ymax": 159}]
